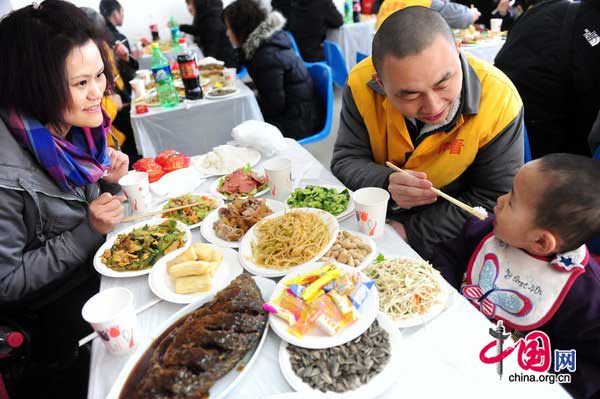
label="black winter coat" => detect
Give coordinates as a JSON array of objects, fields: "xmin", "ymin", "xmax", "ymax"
[
  {"xmin": 455, "ymin": 0, "xmax": 517, "ymax": 30},
  {"xmin": 495, "ymin": 0, "xmax": 600, "ymax": 157},
  {"xmin": 241, "ymin": 12, "xmax": 323, "ymax": 140},
  {"xmin": 274, "ymin": 0, "xmax": 343, "ymax": 62},
  {"xmin": 179, "ymin": 0, "xmax": 237, "ymax": 67}
]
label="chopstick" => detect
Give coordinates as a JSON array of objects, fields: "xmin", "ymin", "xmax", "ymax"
[
  {"xmin": 122, "ymin": 201, "xmax": 206, "ymax": 223},
  {"xmin": 385, "ymin": 161, "xmax": 487, "ymax": 220},
  {"xmin": 78, "ymin": 298, "xmax": 162, "ymax": 347}
]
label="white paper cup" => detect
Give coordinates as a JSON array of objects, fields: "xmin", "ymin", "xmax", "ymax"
[
  {"xmin": 118, "ymin": 171, "xmax": 153, "ymax": 213},
  {"xmin": 352, "ymin": 187, "xmax": 390, "ymax": 238},
  {"xmin": 82, "ymin": 287, "xmax": 137, "ymax": 356},
  {"xmin": 263, "ymin": 157, "xmax": 292, "ymax": 202},
  {"xmin": 490, "ymin": 18, "xmax": 503, "ymax": 33},
  {"xmin": 129, "ymin": 78, "xmax": 146, "ymax": 100},
  {"xmin": 223, "ymin": 68, "xmax": 237, "ymax": 88},
  {"xmin": 135, "ymin": 69, "xmax": 153, "ymax": 87}
]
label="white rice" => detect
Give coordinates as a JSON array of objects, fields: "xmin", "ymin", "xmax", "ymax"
[{"xmin": 198, "ymin": 145, "xmax": 258, "ymax": 174}]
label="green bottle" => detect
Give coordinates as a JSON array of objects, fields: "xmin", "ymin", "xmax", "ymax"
[{"xmin": 150, "ymin": 43, "xmax": 179, "ymax": 108}]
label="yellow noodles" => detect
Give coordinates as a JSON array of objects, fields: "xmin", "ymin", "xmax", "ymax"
[{"xmin": 251, "ymin": 211, "xmax": 330, "ymax": 269}]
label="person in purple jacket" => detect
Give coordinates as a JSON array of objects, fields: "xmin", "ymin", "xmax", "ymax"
[{"xmin": 431, "ymin": 153, "xmax": 600, "ymax": 399}]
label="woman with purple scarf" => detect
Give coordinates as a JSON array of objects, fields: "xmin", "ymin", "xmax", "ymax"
[{"xmin": 0, "ymin": 1, "xmax": 129, "ymax": 397}]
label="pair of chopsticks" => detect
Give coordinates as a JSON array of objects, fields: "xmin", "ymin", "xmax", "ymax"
[
  {"xmin": 385, "ymin": 161, "xmax": 487, "ymax": 220},
  {"xmin": 122, "ymin": 201, "xmax": 206, "ymax": 223}
]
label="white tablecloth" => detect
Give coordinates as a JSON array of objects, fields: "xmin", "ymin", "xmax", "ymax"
[
  {"xmin": 327, "ymin": 20, "xmax": 376, "ymax": 72},
  {"xmin": 130, "ymin": 80, "xmax": 263, "ymax": 158},
  {"xmin": 88, "ymin": 139, "xmax": 569, "ymax": 399},
  {"xmin": 461, "ymin": 39, "xmax": 506, "ymax": 64}
]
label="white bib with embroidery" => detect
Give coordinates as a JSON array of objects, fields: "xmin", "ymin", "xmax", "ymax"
[{"xmin": 461, "ymin": 233, "xmax": 587, "ymax": 330}]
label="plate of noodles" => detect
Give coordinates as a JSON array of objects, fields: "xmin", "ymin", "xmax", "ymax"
[
  {"xmin": 238, "ymin": 208, "xmax": 339, "ymax": 278},
  {"xmin": 363, "ymin": 257, "xmax": 450, "ymax": 328}
]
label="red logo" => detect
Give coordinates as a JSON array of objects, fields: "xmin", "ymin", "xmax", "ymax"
[{"xmin": 438, "ymin": 139, "xmax": 464, "ymax": 155}]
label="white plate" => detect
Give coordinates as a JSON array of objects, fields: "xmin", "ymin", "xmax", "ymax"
[
  {"xmin": 200, "ymin": 199, "xmax": 288, "ymax": 248},
  {"xmin": 155, "ymin": 191, "xmax": 223, "ymax": 230},
  {"xmin": 191, "ymin": 146, "xmax": 261, "ymax": 178},
  {"xmin": 286, "ymin": 184, "xmax": 355, "ymax": 221},
  {"xmin": 210, "ymin": 169, "xmax": 269, "ymax": 201},
  {"xmin": 268, "ymin": 262, "xmax": 378, "ymax": 349},
  {"xmin": 107, "ymin": 276, "xmax": 275, "ymax": 399},
  {"xmin": 93, "ymin": 218, "xmax": 192, "ymax": 278},
  {"xmin": 320, "ymin": 230, "xmax": 377, "ymax": 270},
  {"xmin": 279, "ymin": 312, "xmax": 403, "ymax": 398},
  {"xmin": 205, "ymin": 87, "xmax": 240, "ymax": 99},
  {"xmin": 393, "ymin": 271, "xmax": 450, "ymax": 329},
  {"xmin": 148, "ymin": 245, "xmax": 243, "ymax": 304},
  {"xmin": 149, "ymin": 167, "xmax": 205, "ymax": 197},
  {"xmin": 239, "ymin": 208, "xmax": 339, "ymax": 278}
]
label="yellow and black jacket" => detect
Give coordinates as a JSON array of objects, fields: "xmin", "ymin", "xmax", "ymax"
[{"xmin": 331, "ymin": 53, "xmax": 524, "ymax": 258}]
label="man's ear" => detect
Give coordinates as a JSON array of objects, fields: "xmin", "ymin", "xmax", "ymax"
[
  {"xmin": 530, "ymin": 230, "xmax": 558, "ymax": 256},
  {"xmin": 373, "ymin": 73, "xmax": 383, "ymax": 88}
]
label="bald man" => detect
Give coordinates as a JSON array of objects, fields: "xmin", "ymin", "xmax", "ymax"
[{"xmin": 331, "ymin": 7, "xmax": 524, "ymax": 258}]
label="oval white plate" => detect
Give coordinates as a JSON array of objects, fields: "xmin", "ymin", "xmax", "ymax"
[
  {"xmin": 154, "ymin": 191, "xmax": 223, "ymax": 230},
  {"xmin": 200, "ymin": 199, "xmax": 288, "ymax": 248},
  {"xmin": 210, "ymin": 170, "xmax": 269, "ymax": 201},
  {"xmin": 239, "ymin": 208, "xmax": 339, "ymax": 278},
  {"xmin": 149, "ymin": 167, "xmax": 205, "ymax": 197},
  {"xmin": 191, "ymin": 146, "xmax": 261, "ymax": 178},
  {"xmin": 108, "ymin": 276, "xmax": 275, "ymax": 399},
  {"xmin": 393, "ymin": 271, "xmax": 450, "ymax": 329},
  {"xmin": 148, "ymin": 245, "xmax": 243, "ymax": 304},
  {"xmin": 205, "ymin": 87, "xmax": 240, "ymax": 99},
  {"xmin": 286, "ymin": 184, "xmax": 355, "ymax": 221},
  {"xmin": 268, "ymin": 262, "xmax": 378, "ymax": 349},
  {"xmin": 93, "ymin": 218, "xmax": 192, "ymax": 278},
  {"xmin": 320, "ymin": 230, "xmax": 377, "ymax": 271},
  {"xmin": 279, "ymin": 312, "xmax": 402, "ymax": 398}
]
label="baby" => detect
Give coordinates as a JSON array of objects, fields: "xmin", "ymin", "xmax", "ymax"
[{"xmin": 431, "ymin": 153, "xmax": 600, "ymax": 399}]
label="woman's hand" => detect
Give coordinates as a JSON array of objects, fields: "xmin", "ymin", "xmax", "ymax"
[
  {"xmin": 496, "ymin": 0, "xmax": 511, "ymax": 16},
  {"xmin": 103, "ymin": 147, "xmax": 129, "ymax": 184},
  {"xmin": 110, "ymin": 93, "xmax": 123, "ymax": 111},
  {"xmin": 113, "ymin": 41, "xmax": 130, "ymax": 62},
  {"xmin": 88, "ymin": 193, "xmax": 125, "ymax": 234},
  {"xmin": 388, "ymin": 170, "xmax": 437, "ymax": 209}
]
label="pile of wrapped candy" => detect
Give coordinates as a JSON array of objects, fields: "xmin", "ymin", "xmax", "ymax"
[{"xmin": 263, "ymin": 264, "xmax": 374, "ymax": 337}]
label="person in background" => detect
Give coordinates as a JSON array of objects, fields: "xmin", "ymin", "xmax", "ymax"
[
  {"xmin": 99, "ymin": 0, "xmax": 139, "ymax": 91},
  {"xmin": 275, "ymin": 0, "xmax": 343, "ymax": 62},
  {"xmin": 455, "ymin": 0, "xmax": 517, "ymax": 30},
  {"xmin": 376, "ymin": 0, "xmax": 482, "ymax": 30},
  {"xmin": 180, "ymin": 0, "xmax": 238, "ymax": 67},
  {"xmin": 224, "ymin": 0, "xmax": 323, "ymax": 140},
  {"xmin": 495, "ymin": 0, "xmax": 600, "ymax": 158},
  {"xmin": 0, "ymin": 1, "xmax": 128, "ymax": 397},
  {"xmin": 431, "ymin": 154, "xmax": 600, "ymax": 399},
  {"xmin": 331, "ymin": 7, "xmax": 524, "ymax": 258}
]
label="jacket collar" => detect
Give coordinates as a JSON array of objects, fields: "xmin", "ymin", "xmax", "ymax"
[{"xmin": 242, "ymin": 11, "xmax": 286, "ymax": 59}]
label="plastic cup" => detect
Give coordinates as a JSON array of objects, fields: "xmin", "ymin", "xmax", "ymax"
[
  {"xmin": 263, "ymin": 157, "xmax": 292, "ymax": 202},
  {"xmin": 490, "ymin": 18, "xmax": 503, "ymax": 33},
  {"xmin": 135, "ymin": 69, "xmax": 153, "ymax": 87},
  {"xmin": 352, "ymin": 187, "xmax": 390, "ymax": 238},
  {"xmin": 129, "ymin": 78, "xmax": 146, "ymax": 100},
  {"xmin": 118, "ymin": 171, "xmax": 153, "ymax": 213},
  {"xmin": 223, "ymin": 68, "xmax": 237, "ymax": 88},
  {"xmin": 81, "ymin": 287, "xmax": 137, "ymax": 356}
]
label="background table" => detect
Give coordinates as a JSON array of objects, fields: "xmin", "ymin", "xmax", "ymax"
[
  {"xmin": 327, "ymin": 20, "xmax": 376, "ymax": 72},
  {"xmin": 88, "ymin": 139, "xmax": 568, "ymax": 399},
  {"xmin": 130, "ymin": 80, "xmax": 263, "ymax": 158},
  {"xmin": 461, "ymin": 39, "xmax": 506, "ymax": 64}
]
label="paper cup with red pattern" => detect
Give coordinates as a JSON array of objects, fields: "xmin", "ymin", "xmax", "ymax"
[
  {"xmin": 352, "ymin": 187, "xmax": 389, "ymax": 238},
  {"xmin": 263, "ymin": 157, "xmax": 292, "ymax": 202},
  {"xmin": 119, "ymin": 171, "xmax": 153, "ymax": 213},
  {"xmin": 82, "ymin": 287, "xmax": 137, "ymax": 356}
]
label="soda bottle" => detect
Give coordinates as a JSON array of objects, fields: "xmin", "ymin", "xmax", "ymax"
[
  {"xmin": 149, "ymin": 23, "xmax": 160, "ymax": 42},
  {"xmin": 168, "ymin": 17, "xmax": 178, "ymax": 29},
  {"xmin": 150, "ymin": 43, "xmax": 179, "ymax": 107},
  {"xmin": 344, "ymin": 0, "xmax": 353, "ymax": 23},
  {"xmin": 170, "ymin": 27, "xmax": 181, "ymax": 47},
  {"xmin": 353, "ymin": 0, "xmax": 361, "ymax": 23},
  {"xmin": 177, "ymin": 52, "xmax": 203, "ymax": 100},
  {"xmin": 178, "ymin": 37, "xmax": 188, "ymax": 54}
]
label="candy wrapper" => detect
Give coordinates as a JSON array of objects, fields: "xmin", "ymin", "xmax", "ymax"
[
  {"xmin": 349, "ymin": 280, "xmax": 375, "ymax": 310},
  {"xmin": 316, "ymin": 313, "xmax": 343, "ymax": 336},
  {"xmin": 301, "ymin": 267, "xmax": 341, "ymax": 302},
  {"xmin": 332, "ymin": 272, "xmax": 360, "ymax": 295},
  {"xmin": 286, "ymin": 264, "xmax": 336, "ymax": 286},
  {"xmin": 279, "ymin": 291, "xmax": 306, "ymax": 319},
  {"xmin": 328, "ymin": 290, "xmax": 358, "ymax": 321},
  {"xmin": 263, "ymin": 303, "xmax": 297, "ymax": 326}
]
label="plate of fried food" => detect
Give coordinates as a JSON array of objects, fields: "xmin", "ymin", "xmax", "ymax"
[
  {"xmin": 157, "ymin": 192, "xmax": 223, "ymax": 229},
  {"xmin": 148, "ymin": 242, "xmax": 243, "ymax": 304},
  {"xmin": 238, "ymin": 208, "xmax": 339, "ymax": 278},
  {"xmin": 200, "ymin": 197, "xmax": 288, "ymax": 248},
  {"xmin": 94, "ymin": 218, "xmax": 192, "ymax": 278}
]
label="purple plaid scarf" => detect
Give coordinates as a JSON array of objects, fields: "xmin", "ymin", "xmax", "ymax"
[{"xmin": 2, "ymin": 108, "xmax": 111, "ymax": 192}]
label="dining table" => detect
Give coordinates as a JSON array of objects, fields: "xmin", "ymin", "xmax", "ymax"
[{"xmin": 88, "ymin": 138, "xmax": 570, "ymax": 399}]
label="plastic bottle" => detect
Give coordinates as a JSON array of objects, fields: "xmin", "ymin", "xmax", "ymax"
[
  {"xmin": 344, "ymin": 0, "xmax": 353, "ymax": 23},
  {"xmin": 150, "ymin": 43, "xmax": 179, "ymax": 107},
  {"xmin": 353, "ymin": 0, "xmax": 361, "ymax": 22}
]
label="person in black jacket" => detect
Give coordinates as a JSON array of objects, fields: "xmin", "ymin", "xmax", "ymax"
[
  {"xmin": 495, "ymin": 0, "xmax": 600, "ymax": 158},
  {"xmin": 180, "ymin": 0, "xmax": 237, "ymax": 67},
  {"xmin": 273, "ymin": 0, "xmax": 343, "ymax": 62},
  {"xmin": 224, "ymin": 0, "xmax": 323, "ymax": 140},
  {"xmin": 455, "ymin": 0, "xmax": 517, "ymax": 29}
]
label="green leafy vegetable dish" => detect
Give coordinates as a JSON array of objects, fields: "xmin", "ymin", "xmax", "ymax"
[{"xmin": 286, "ymin": 185, "xmax": 350, "ymax": 216}]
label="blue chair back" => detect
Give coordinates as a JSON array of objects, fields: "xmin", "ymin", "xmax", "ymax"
[
  {"xmin": 356, "ymin": 51, "xmax": 368, "ymax": 64},
  {"xmin": 236, "ymin": 66, "xmax": 248, "ymax": 79},
  {"xmin": 323, "ymin": 40, "xmax": 348, "ymax": 88},
  {"xmin": 298, "ymin": 62, "xmax": 334, "ymax": 145},
  {"xmin": 284, "ymin": 30, "xmax": 303, "ymax": 61},
  {"xmin": 524, "ymin": 125, "xmax": 532, "ymax": 163}
]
